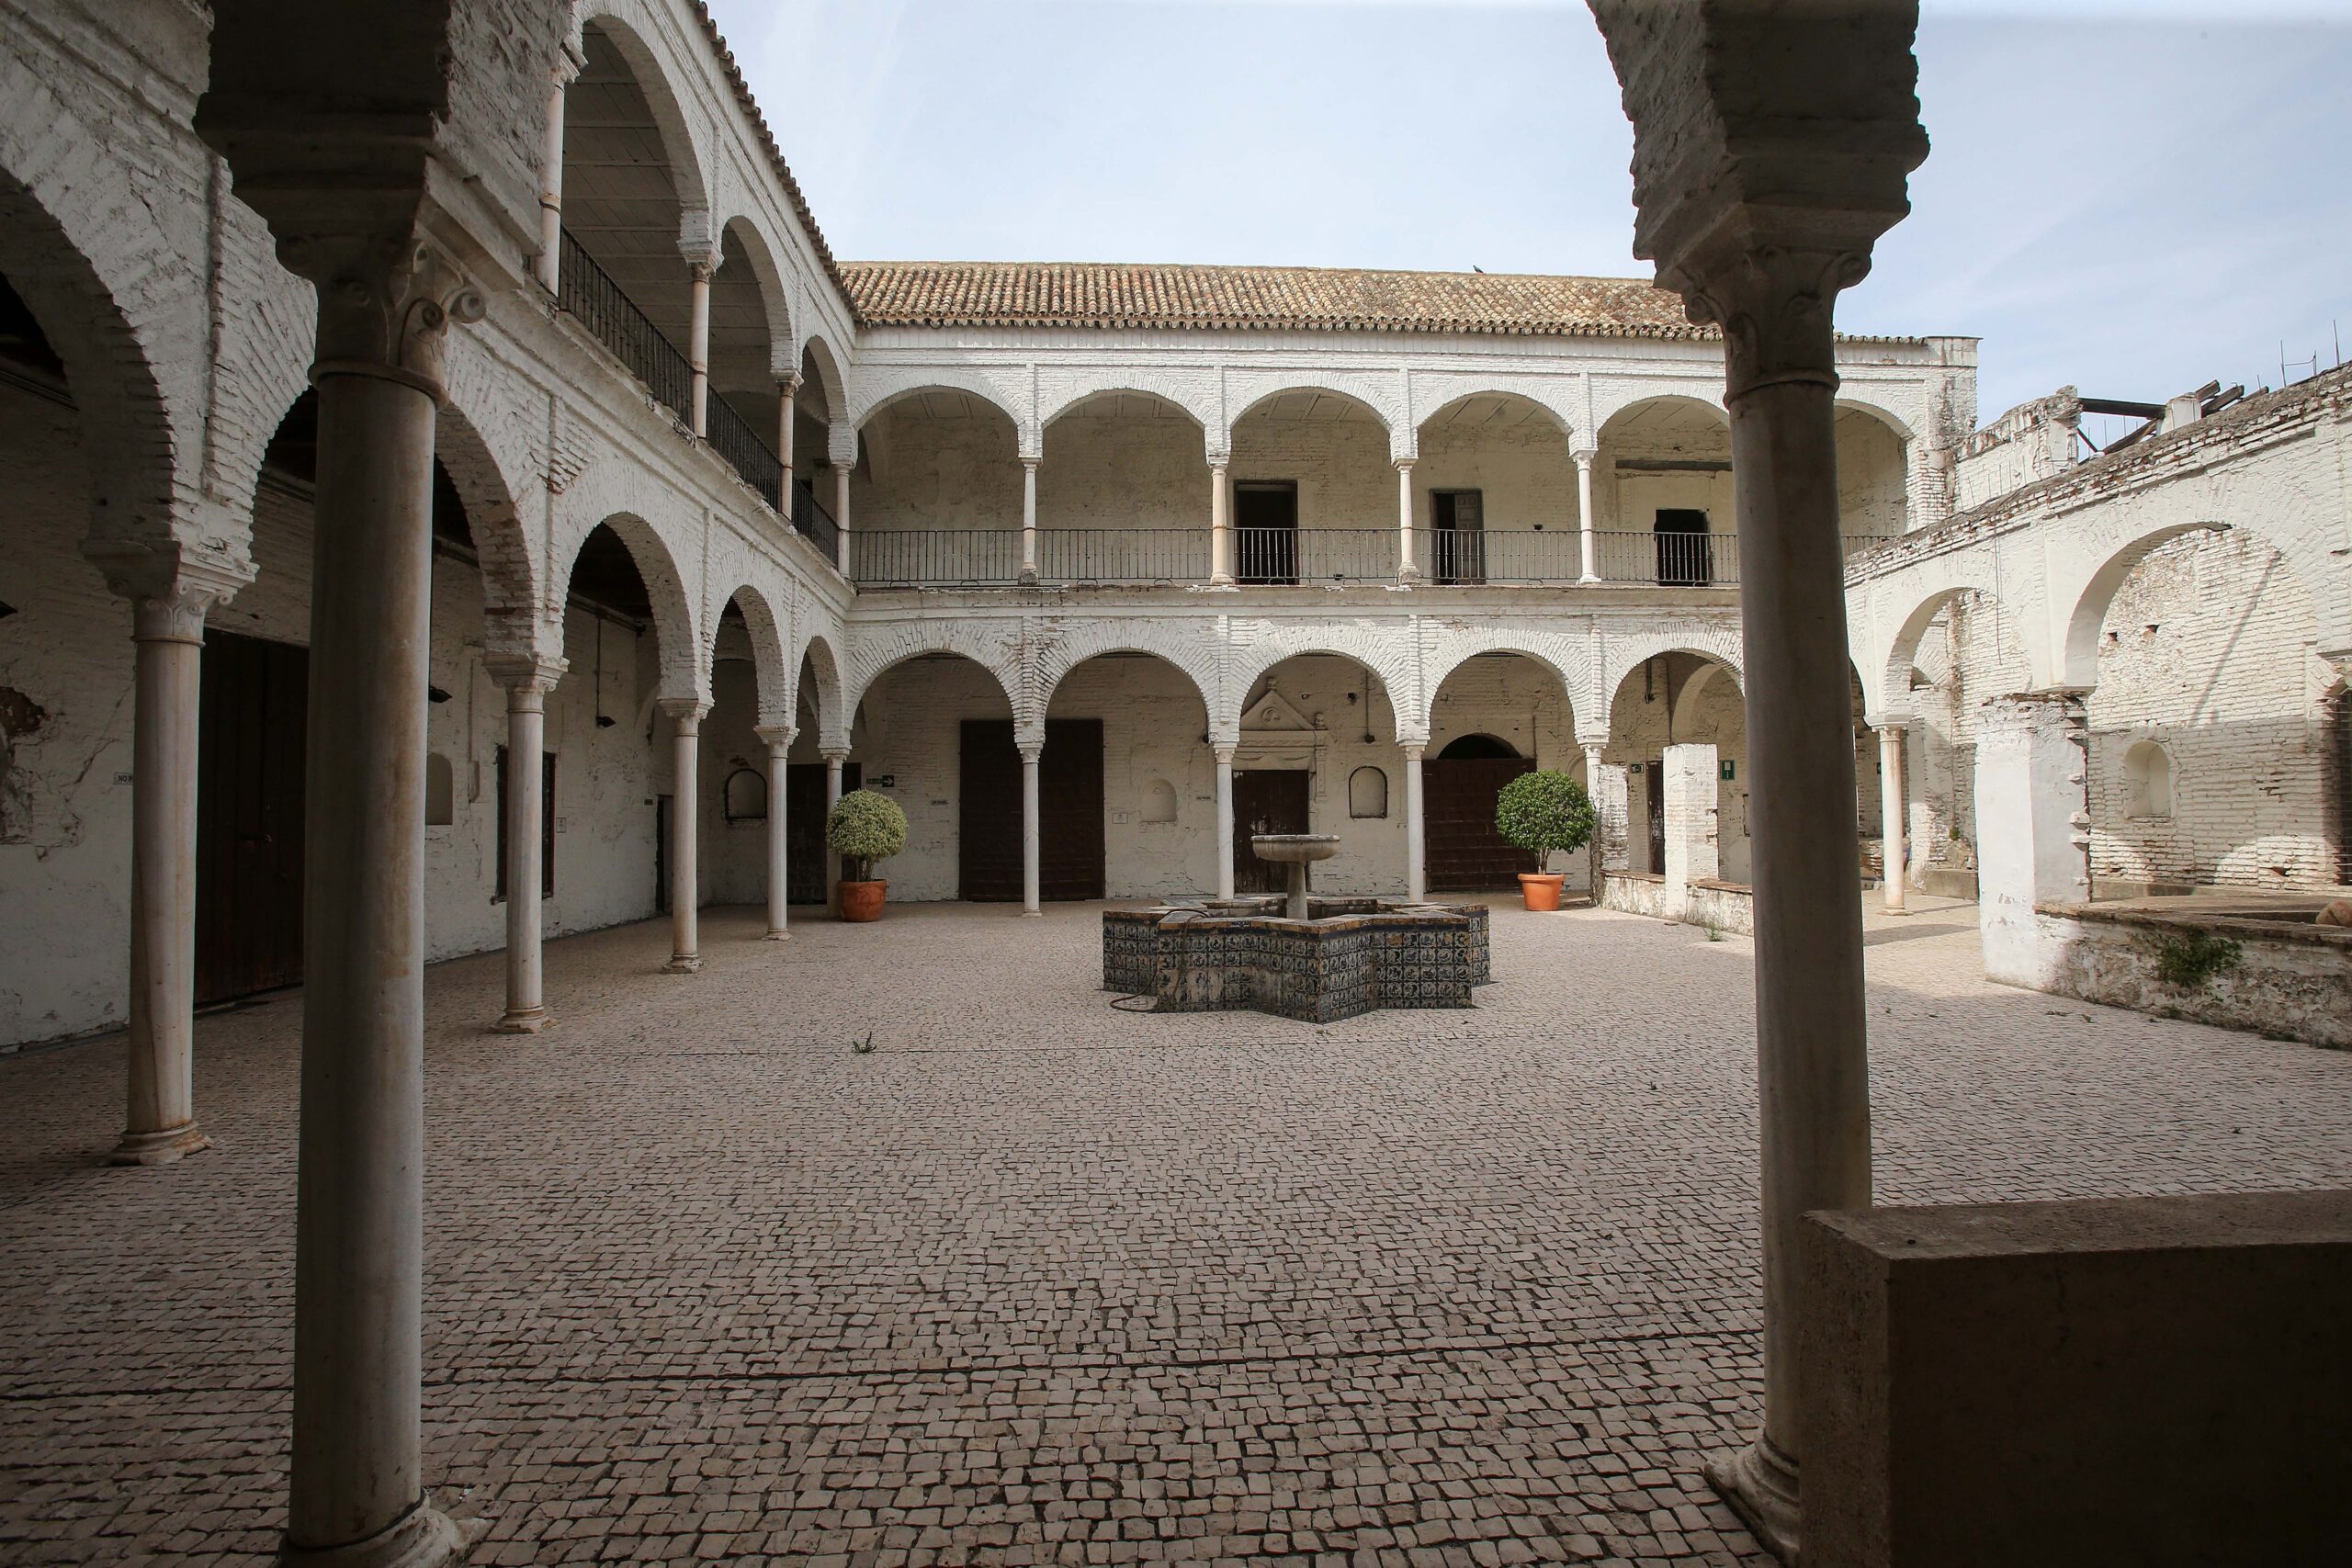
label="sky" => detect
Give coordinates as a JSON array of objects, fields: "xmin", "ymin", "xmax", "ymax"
[{"xmin": 704, "ymin": 0, "xmax": 2352, "ymax": 428}]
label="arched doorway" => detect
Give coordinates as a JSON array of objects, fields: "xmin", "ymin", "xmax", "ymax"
[
  {"xmin": 1423, "ymin": 651, "xmax": 1580, "ymax": 891},
  {"xmin": 1044, "ymin": 650, "xmax": 1213, "ymax": 898}
]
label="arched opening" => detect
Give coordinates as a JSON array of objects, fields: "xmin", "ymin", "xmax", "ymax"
[
  {"xmin": 703, "ymin": 220, "xmax": 789, "ymax": 508},
  {"xmin": 1605, "ymin": 652, "xmax": 1745, "ymax": 878},
  {"xmin": 777, "ymin": 640, "xmax": 850, "ymax": 907},
  {"xmin": 699, "ymin": 590, "xmax": 784, "ymax": 906},
  {"xmin": 1229, "ymin": 389, "xmax": 1394, "ymax": 584},
  {"xmin": 1349, "ymin": 767, "xmax": 1389, "ymax": 818},
  {"xmin": 1836, "ymin": 403, "xmax": 1910, "ymax": 547},
  {"xmin": 558, "ymin": 18, "xmax": 699, "ymax": 421},
  {"xmin": 1046, "ymin": 650, "xmax": 1213, "ymax": 899},
  {"xmin": 722, "ymin": 766, "xmax": 768, "ymax": 822},
  {"xmin": 560, "ymin": 520, "xmax": 681, "ymax": 916},
  {"xmin": 847, "ymin": 650, "xmax": 1018, "ymax": 902},
  {"xmin": 851, "ymin": 388, "xmax": 1023, "ymax": 585},
  {"xmin": 1878, "ymin": 584, "xmax": 2033, "ymax": 888},
  {"xmin": 1233, "ymin": 652, "xmax": 1401, "ymax": 895},
  {"xmin": 1428, "ymin": 652, "xmax": 1577, "ymax": 889},
  {"xmin": 1040, "ymin": 390, "xmax": 1211, "ymax": 583},
  {"xmin": 1414, "ymin": 391, "xmax": 1577, "ymax": 583},
  {"xmin": 1595, "ymin": 398, "xmax": 1734, "ymax": 585},
  {"xmin": 790, "ymin": 336, "xmax": 848, "ymax": 556}
]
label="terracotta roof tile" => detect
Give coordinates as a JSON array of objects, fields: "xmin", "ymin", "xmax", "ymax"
[{"xmin": 837, "ymin": 261, "xmax": 1713, "ymax": 338}]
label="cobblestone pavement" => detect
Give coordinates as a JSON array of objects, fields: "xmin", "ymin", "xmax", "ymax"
[{"xmin": 5, "ymin": 897, "xmax": 2349, "ymax": 1566}]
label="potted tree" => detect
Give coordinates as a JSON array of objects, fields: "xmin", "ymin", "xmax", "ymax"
[
  {"xmin": 1495, "ymin": 770, "xmax": 1595, "ymax": 912},
  {"xmin": 827, "ymin": 788, "xmax": 907, "ymax": 922}
]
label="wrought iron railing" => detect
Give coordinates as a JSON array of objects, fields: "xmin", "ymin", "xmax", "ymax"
[
  {"xmin": 1589, "ymin": 528, "xmax": 1741, "ymax": 586},
  {"xmin": 1406, "ymin": 528, "xmax": 1589, "ymax": 584},
  {"xmin": 555, "ymin": 230, "xmax": 694, "ymax": 421},
  {"xmin": 706, "ymin": 391, "xmax": 781, "ymax": 512},
  {"xmin": 1232, "ymin": 527, "xmax": 1396, "ymax": 584},
  {"xmin": 851, "ymin": 529, "xmax": 1020, "ymax": 587},
  {"xmin": 792, "ymin": 478, "xmax": 841, "ymax": 564},
  {"xmin": 1035, "ymin": 528, "xmax": 1210, "ymax": 585}
]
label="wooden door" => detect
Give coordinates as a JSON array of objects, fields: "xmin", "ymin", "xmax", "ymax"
[
  {"xmin": 1432, "ymin": 490, "xmax": 1486, "ymax": 585},
  {"xmin": 1424, "ymin": 755, "xmax": 1534, "ymax": 890},
  {"xmin": 959, "ymin": 719, "xmax": 1104, "ymax": 901},
  {"xmin": 195, "ymin": 629, "xmax": 307, "ymax": 1005},
  {"xmin": 785, "ymin": 761, "xmax": 858, "ymax": 904},
  {"xmin": 1231, "ymin": 769, "xmax": 1311, "ymax": 895},
  {"xmin": 1645, "ymin": 765, "xmax": 1666, "ymax": 872}
]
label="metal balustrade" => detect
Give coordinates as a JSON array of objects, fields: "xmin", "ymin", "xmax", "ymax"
[
  {"xmin": 1407, "ymin": 528, "xmax": 1586, "ymax": 584},
  {"xmin": 1232, "ymin": 527, "xmax": 1395, "ymax": 584},
  {"xmin": 705, "ymin": 391, "xmax": 782, "ymax": 512},
  {"xmin": 1034, "ymin": 528, "xmax": 1210, "ymax": 585},
  {"xmin": 792, "ymin": 479, "xmax": 841, "ymax": 563},
  {"xmin": 1589, "ymin": 528, "xmax": 1742, "ymax": 586},
  {"xmin": 556, "ymin": 230, "xmax": 694, "ymax": 421},
  {"xmin": 852, "ymin": 529, "xmax": 1022, "ymax": 587}
]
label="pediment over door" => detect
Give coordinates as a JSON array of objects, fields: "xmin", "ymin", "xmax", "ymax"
[{"xmin": 1236, "ymin": 686, "xmax": 1320, "ymax": 770}]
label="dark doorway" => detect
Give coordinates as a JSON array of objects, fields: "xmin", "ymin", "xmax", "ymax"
[
  {"xmin": 195, "ymin": 629, "xmax": 308, "ymax": 1005},
  {"xmin": 1425, "ymin": 735, "xmax": 1534, "ymax": 891},
  {"xmin": 1645, "ymin": 763, "xmax": 1666, "ymax": 871},
  {"xmin": 1231, "ymin": 768, "xmax": 1312, "ymax": 895},
  {"xmin": 959, "ymin": 719, "xmax": 1105, "ymax": 900},
  {"xmin": 654, "ymin": 795, "xmax": 671, "ymax": 913},
  {"xmin": 1234, "ymin": 481, "xmax": 1298, "ymax": 585},
  {"xmin": 493, "ymin": 749, "xmax": 556, "ymax": 899},
  {"xmin": 1430, "ymin": 490, "xmax": 1486, "ymax": 584},
  {"xmin": 785, "ymin": 760, "xmax": 861, "ymax": 903},
  {"xmin": 1655, "ymin": 508, "xmax": 1711, "ymax": 586}
]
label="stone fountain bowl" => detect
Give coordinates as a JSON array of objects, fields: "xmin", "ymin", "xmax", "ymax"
[{"xmin": 1251, "ymin": 833, "xmax": 1341, "ymax": 863}]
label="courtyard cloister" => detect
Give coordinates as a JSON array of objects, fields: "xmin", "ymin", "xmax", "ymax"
[{"xmin": 9, "ymin": 896, "xmax": 2347, "ymax": 1565}]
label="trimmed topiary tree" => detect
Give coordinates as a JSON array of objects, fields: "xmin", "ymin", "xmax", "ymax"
[
  {"xmin": 827, "ymin": 788, "xmax": 907, "ymax": 883},
  {"xmin": 1495, "ymin": 770, "xmax": 1596, "ymax": 872}
]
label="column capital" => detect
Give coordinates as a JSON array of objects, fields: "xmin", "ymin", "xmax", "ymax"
[
  {"xmin": 1017, "ymin": 743, "xmax": 1044, "ymax": 765},
  {"xmin": 657, "ymin": 696, "xmax": 710, "ymax": 731},
  {"xmin": 92, "ymin": 551, "xmax": 251, "ymax": 643},
  {"xmin": 276, "ymin": 230, "xmax": 485, "ymax": 395},
  {"xmin": 1875, "ymin": 720, "xmax": 1909, "ymax": 740},
  {"xmin": 777, "ymin": 371, "xmax": 803, "ymax": 395},
  {"xmin": 820, "ymin": 747, "xmax": 851, "ymax": 765},
  {"xmin": 482, "ymin": 651, "xmax": 568, "ymax": 694},
  {"xmin": 1213, "ymin": 743, "xmax": 1238, "ymax": 764},
  {"xmin": 1572, "ymin": 446, "xmax": 1598, "ymax": 467},
  {"xmin": 754, "ymin": 724, "xmax": 797, "ymax": 753},
  {"xmin": 1399, "ymin": 738, "xmax": 1428, "ymax": 758},
  {"xmin": 680, "ymin": 244, "xmax": 722, "ymax": 280},
  {"xmin": 1208, "ymin": 454, "xmax": 1230, "ymax": 472},
  {"xmin": 1393, "ymin": 456, "xmax": 1415, "ymax": 472}
]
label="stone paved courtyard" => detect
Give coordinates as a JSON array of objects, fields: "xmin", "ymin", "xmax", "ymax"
[{"xmin": 4, "ymin": 897, "xmax": 2348, "ymax": 1566}]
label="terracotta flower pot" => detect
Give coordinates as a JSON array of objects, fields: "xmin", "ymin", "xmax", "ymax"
[
  {"xmin": 838, "ymin": 879, "xmax": 888, "ymax": 922},
  {"xmin": 1518, "ymin": 872, "xmax": 1566, "ymax": 912}
]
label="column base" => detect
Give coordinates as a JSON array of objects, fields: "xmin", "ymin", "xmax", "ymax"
[
  {"xmin": 1396, "ymin": 566, "xmax": 1421, "ymax": 584},
  {"xmin": 1022, "ymin": 908, "xmax": 1043, "ymax": 919},
  {"xmin": 662, "ymin": 955, "xmax": 703, "ymax": 975},
  {"xmin": 492, "ymin": 1008, "xmax": 550, "ymax": 1034},
  {"xmin": 279, "ymin": 1496, "xmax": 472, "ymax": 1568},
  {"xmin": 1881, "ymin": 903, "xmax": 1914, "ymax": 918},
  {"xmin": 1016, "ymin": 568, "xmax": 1039, "ymax": 587},
  {"xmin": 1578, "ymin": 572, "xmax": 1601, "ymax": 585},
  {"xmin": 1704, "ymin": 1435, "xmax": 1801, "ymax": 1564},
  {"xmin": 108, "ymin": 1122, "xmax": 213, "ymax": 1167},
  {"xmin": 763, "ymin": 927, "xmax": 792, "ymax": 942}
]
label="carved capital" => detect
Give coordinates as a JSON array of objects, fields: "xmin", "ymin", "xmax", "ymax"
[
  {"xmin": 754, "ymin": 724, "xmax": 797, "ymax": 755},
  {"xmin": 657, "ymin": 696, "xmax": 710, "ymax": 733},
  {"xmin": 87, "ymin": 548, "xmax": 251, "ymax": 644},
  {"xmin": 483, "ymin": 651, "xmax": 569, "ymax": 696},
  {"xmin": 277, "ymin": 231, "xmax": 485, "ymax": 395},
  {"xmin": 820, "ymin": 747, "xmax": 851, "ymax": 766},
  {"xmin": 1672, "ymin": 240, "xmax": 1862, "ymax": 404},
  {"xmin": 1018, "ymin": 743, "xmax": 1045, "ymax": 765}
]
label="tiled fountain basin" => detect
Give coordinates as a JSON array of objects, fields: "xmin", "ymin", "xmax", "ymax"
[{"xmin": 1103, "ymin": 898, "xmax": 1490, "ymax": 1023}]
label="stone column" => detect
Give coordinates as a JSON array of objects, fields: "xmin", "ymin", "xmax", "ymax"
[
  {"xmin": 1972, "ymin": 692, "xmax": 2091, "ymax": 988},
  {"xmin": 833, "ymin": 460, "xmax": 852, "ymax": 576},
  {"xmin": 1396, "ymin": 458, "xmax": 1419, "ymax": 581},
  {"xmin": 534, "ymin": 48, "xmax": 582, "ymax": 293},
  {"xmin": 757, "ymin": 725, "xmax": 794, "ymax": 939},
  {"xmin": 1662, "ymin": 742, "xmax": 1720, "ymax": 918},
  {"xmin": 103, "ymin": 567, "xmax": 238, "ymax": 1165},
  {"xmin": 1209, "ymin": 459, "xmax": 1233, "ymax": 586},
  {"xmin": 823, "ymin": 748, "xmax": 847, "ymax": 913},
  {"xmin": 1878, "ymin": 723, "xmax": 1909, "ymax": 914},
  {"xmin": 1403, "ymin": 742, "xmax": 1427, "ymax": 900},
  {"xmin": 1020, "ymin": 739, "xmax": 1043, "ymax": 915},
  {"xmin": 1575, "ymin": 447, "xmax": 1600, "ymax": 582},
  {"xmin": 777, "ymin": 373, "xmax": 799, "ymax": 491},
  {"xmin": 275, "ymin": 237, "xmax": 481, "ymax": 1568},
  {"xmin": 1020, "ymin": 457, "xmax": 1040, "ymax": 583},
  {"xmin": 487, "ymin": 655, "xmax": 566, "ymax": 1033},
  {"xmin": 1214, "ymin": 744, "xmax": 1236, "ymax": 898},
  {"xmin": 661, "ymin": 698, "xmax": 707, "ymax": 973},
  {"xmin": 686, "ymin": 258, "xmax": 713, "ymax": 437}
]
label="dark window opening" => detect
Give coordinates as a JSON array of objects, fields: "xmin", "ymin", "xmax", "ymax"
[
  {"xmin": 1430, "ymin": 490, "xmax": 1486, "ymax": 584},
  {"xmin": 1235, "ymin": 481, "xmax": 1298, "ymax": 585},
  {"xmin": 1655, "ymin": 509, "xmax": 1712, "ymax": 587}
]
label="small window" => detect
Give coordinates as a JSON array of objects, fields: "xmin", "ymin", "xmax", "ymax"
[
  {"xmin": 424, "ymin": 753, "xmax": 455, "ymax": 827},
  {"xmin": 2123, "ymin": 740, "xmax": 2174, "ymax": 819},
  {"xmin": 724, "ymin": 766, "xmax": 769, "ymax": 822},
  {"xmin": 1140, "ymin": 778, "xmax": 1179, "ymax": 824},
  {"xmin": 1349, "ymin": 765, "xmax": 1389, "ymax": 818}
]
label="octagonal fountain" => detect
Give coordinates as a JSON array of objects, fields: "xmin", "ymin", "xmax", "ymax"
[{"xmin": 1103, "ymin": 834, "xmax": 1490, "ymax": 1022}]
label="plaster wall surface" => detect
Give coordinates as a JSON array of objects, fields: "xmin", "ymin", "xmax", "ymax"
[{"xmin": 1605, "ymin": 656, "xmax": 1749, "ymax": 880}]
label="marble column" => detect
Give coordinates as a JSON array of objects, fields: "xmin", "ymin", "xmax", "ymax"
[
  {"xmin": 661, "ymin": 698, "xmax": 707, "ymax": 973},
  {"xmin": 1020, "ymin": 457, "xmax": 1040, "ymax": 583},
  {"xmin": 1214, "ymin": 744, "xmax": 1236, "ymax": 898},
  {"xmin": 1878, "ymin": 723, "xmax": 1909, "ymax": 914},
  {"xmin": 1396, "ymin": 458, "xmax": 1419, "ymax": 581},
  {"xmin": 1973, "ymin": 692, "xmax": 2092, "ymax": 988},
  {"xmin": 534, "ymin": 50, "xmax": 582, "ymax": 293},
  {"xmin": 1575, "ymin": 448, "xmax": 1600, "ymax": 582},
  {"xmin": 1403, "ymin": 743, "xmax": 1427, "ymax": 900},
  {"xmin": 1208, "ymin": 460, "xmax": 1233, "ymax": 586},
  {"xmin": 105, "ymin": 569, "xmax": 236, "ymax": 1165},
  {"xmin": 777, "ymin": 373, "xmax": 799, "ymax": 496},
  {"xmin": 757, "ymin": 725, "xmax": 794, "ymax": 939},
  {"xmin": 1019, "ymin": 740, "xmax": 1044, "ymax": 915},
  {"xmin": 833, "ymin": 460, "xmax": 852, "ymax": 576},
  {"xmin": 277, "ymin": 240, "xmax": 480, "ymax": 1568},
  {"xmin": 823, "ymin": 748, "xmax": 847, "ymax": 913},
  {"xmin": 685, "ymin": 259, "xmax": 713, "ymax": 437},
  {"xmin": 487, "ymin": 655, "xmax": 566, "ymax": 1032}
]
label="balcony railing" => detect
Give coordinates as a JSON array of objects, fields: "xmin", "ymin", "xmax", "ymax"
[
  {"xmin": 706, "ymin": 390, "xmax": 781, "ymax": 512},
  {"xmin": 1233, "ymin": 527, "xmax": 1395, "ymax": 584},
  {"xmin": 853, "ymin": 529, "xmax": 1020, "ymax": 587},
  {"xmin": 1408, "ymin": 528, "xmax": 1584, "ymax": 584},
  {"xmin": 1589, "ymin": 528, "xmax": 1741, "ymax": 587},
  {"xmin": 1036, "ymin": 528, "xmax": 1209, "ymax": 584},
  {"xmin": 556, "ymin": 230, "xmax": 694, "ymax": 421},
  {"xmin": 793, "ymin": 478, "xmax": 841, "ymax": 563}
]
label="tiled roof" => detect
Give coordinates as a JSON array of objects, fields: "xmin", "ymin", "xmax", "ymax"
[{"xmin": 837, "ymin": 261, "xmax": 1715, "ymax": 339}]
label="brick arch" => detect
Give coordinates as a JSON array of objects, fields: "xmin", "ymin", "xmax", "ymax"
[
  {"xmin": 1412, "ymin": 383, "xmax": 1578, "ymax": 444},
  {"xmin": 1223, "ymin": 377, "xmax": 1406, "ymax": 461},
  {"xmin": 0, "ymin": 57, "xmax": 191, "ymax": 567},
  {"xmin": 797, "ymin": 332, "xmax": 850, "ymax": 425},
  {"xmin": 435, "ymin": 346, "xmax": 551, "ymax": 662},
  {"xmin": 1418, "ymin": 631, "xmax": 1591, "ymax": 739},
  {"xmin": 850, "ymin": 374, "xmax": 1028, "ymax": 439},
  {"xmin": 718, "ymin": 213, "xmax": 795, "ymax": 380},
  {"xmin": 1036, "ymin": 377, "xmax": 1216, "ymax": 453},
  {"xmin": 1598, "ymin": 628, "xmax": 1745, "ymax": 739},
  {"xmin": 842, "ymin": 621, "xmax": 1024, "ymax": 729},
  {"xmin": 571, "ymin": 3, "xmax": 716, "ymax": 228},
  {"xmin": 2057, "ymin": 521, "xmax": 2233, "ymax": 689},
  {"xmin": 550, "ymin": 486, "xmax": 706, "ymax": 704},
  {"xmin": 1224, "ymin": 626, "xmax": 1419, "ymax": 742},
  {"xmin": 1860, "ymin": 574, "xmax": 2008, "ymax": 728},
  {"xmin": 712, "ymin": 580, "xmax": 791, "ymax": 728},
  {"xmin": 1032, "ymin": 621, "xmax": 1219, "ymax": 724},
  {"xmin": 794, "ymin": 629, "xmax": 847, "ymax": 749},
  {"xmin": 1592, "ymin": 387, "xmax": 1731, "ymax": 437}
]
